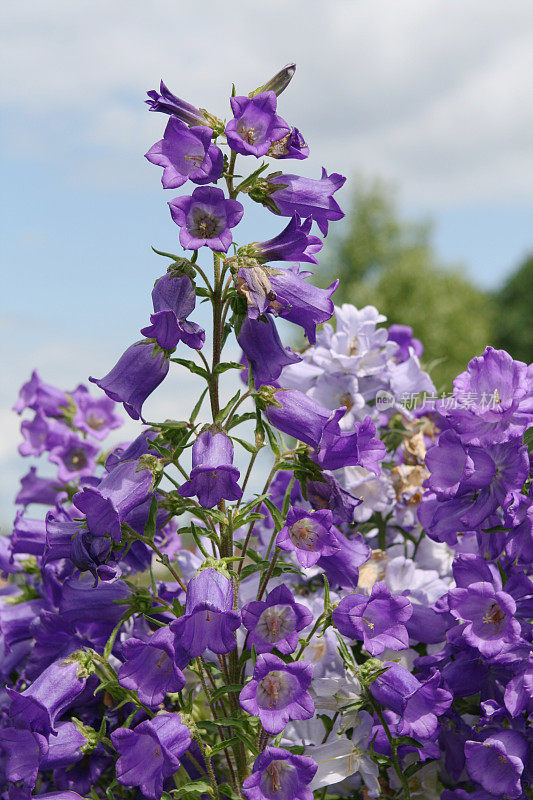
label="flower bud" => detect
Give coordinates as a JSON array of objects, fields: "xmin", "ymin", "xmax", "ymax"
[{"xmin": 249, "ymin": 63, "xmax": 296, "ymax": 98}]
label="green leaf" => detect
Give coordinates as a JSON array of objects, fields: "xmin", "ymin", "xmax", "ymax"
[
  {"xmin": 226, "ymin": 411, "xmax": 256, "ymax": 430},
  {"xmin": 523, "ymin": 427, "xmax": 533, "ymax": 450},
  {"xmin": 190, "ymin": 387, "xmax": 208, "ymax": 424},
  {"xmin": 394, "ymin": 734, "xmax": 423, "ymax": 749},
  {"xmin": 216, "ymin": 389, "xmax": 241, "ymax": 424},
  {"xmin": 171, "ymin": 780, "xmax": 213, "ymax": 798},
  {"xmin": 144, "ymin": 495, "xmax": 158, "ymax": 540},
  {"xmin": 103, "ymin": 615, "xmax": 130, "ymax": 661},
  {"xmin": 213, "ymin": 361, "xmax": 245, "ymax": 375},
  {"xmin": 170, "ymin": 357, "xmax": 209, "ymax": 380},
  {"xmin": 231, "ymin": 436, "xmax": 257, "ymax": 455},
  {"xmin": 262, "ymin": 497, "xmax": 285, "ymax": 531},
  {"xmin": 264, "ymin": 423, "xmax": 281, "ymax": 457},
  {"xmin": 211, "ymin": 683, "xmax": 243, "ymax": 701}
]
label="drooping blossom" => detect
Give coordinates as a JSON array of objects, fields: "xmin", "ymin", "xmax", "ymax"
[
  {"xmin": 262, "ymin": 169, "xmax": 345, "ymax": 235},
  {"xmin": 90, "ymin": 340, "xmax": 170, "ymax": 421},
  {"xmin": 238, "ymin": 315, "xmax": 301, "ymax": 387},
  {"xmin": 178, "ymin": 428, "xmax": 242, "ymax": 508},
  {"xmin": 141, "ymin": 271, "xmax": 205, "ymax": 351},
  {"xmin": 171, "ymin": 568, "xmax": 240, "ymax": 656},
  {"xmin": 111, "ymin": 713, "xmax": 191, "ymax": 800},
  {"xmin": 118, "ymin": 626, "xmax": 187, "ymax": 706}
]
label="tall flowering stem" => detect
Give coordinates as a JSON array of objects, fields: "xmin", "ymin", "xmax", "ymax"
[{"xmin": 3, "ymin": 65, "xmax": 533, "ymax": 800}]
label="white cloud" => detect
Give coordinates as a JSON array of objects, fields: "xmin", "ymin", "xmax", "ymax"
[{"xmin": 2, "ymin": 0, "xmax": 533, "ymax": 206}]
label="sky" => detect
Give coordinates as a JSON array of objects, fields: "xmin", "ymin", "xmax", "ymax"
[{"xmin": 1, "ymin": 0, "xmax": 533, "ymax": 519}]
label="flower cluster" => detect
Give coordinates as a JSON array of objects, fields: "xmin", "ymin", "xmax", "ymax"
[{"xmin": 1, "ymin": 65, "xmax": 532, "ymax": 800}]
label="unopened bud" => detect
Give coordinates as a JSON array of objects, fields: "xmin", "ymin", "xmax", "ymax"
[{"xmin": 249, "ymin": 63, "xmax": 296, "ymax": 98}]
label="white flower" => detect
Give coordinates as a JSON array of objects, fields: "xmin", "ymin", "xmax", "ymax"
[{"xmin": 306, "ymin": 711, "xmax": 380, "ymax": 797}]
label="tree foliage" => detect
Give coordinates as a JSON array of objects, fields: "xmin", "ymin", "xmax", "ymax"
[
  {"xmin": 321, "ymin": 177, "xmax": 494, "ymax": 390},
  {"xmin": 493, "ymin": 253, "xmax": 533, "ymax": 364}
]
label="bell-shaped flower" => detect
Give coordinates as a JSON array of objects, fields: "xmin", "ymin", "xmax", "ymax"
[
  {"xmin": 73, "ymin": 459, "xmax": 153, "ymax": 542},
  {"xmin": 242, "ymin": 746, "xmax": 317, "ymax": 800},
  {"xmin": 333, "ymin": 582, "xmax": 412, "ymax": 655},
  {"xmin": 90, "ymin": 340, "xmax": 169, "ymax": 421},
  {"xmin": 118, "ymin": 626, "xmax": 187, "ymax": 707},
  {"xmin": 111, "ymin": 713, "xmax": 191, "ymax": 800},
  {"xmin": 262, "ymin": 169, "xmax": 345, "ymax": 235},
  {"xmin": 141, "ymin": 272, "xmax": 205, "ymax": 351},
  {"xmin": 171, "ymin": 568, "xmax": 240, "ymax": 657},
  {"xmin": 239, "ymin": 653, "xmax": 314, "ymax": 734},
  {"xmin": 277, "ymin": 507, "xmax": 339, "ymax": 568},
  {"xmin": 464, "ymin": 729, "xmax": 528, "ymax": 799},
  {"xmin": 145, "ymin": 116, "xmax": 223, "ymax": 188},
  {"xmin": 242, "ymin": 584, "xmax": 313, "ymax": 654},
  {"xmin": 178, "ymin": 428, "xmax": 242, "ymax": 508},
  {"xmin": 225, "ymin": 92, "xmax": 290, "ymax": 157},
  {"xmin": 168, "ymin": 186, "xmax": 243, "ymax": 252},
  {"xmin": 238, "ymin": 315, "xmax": 301, "ymax": 387}
]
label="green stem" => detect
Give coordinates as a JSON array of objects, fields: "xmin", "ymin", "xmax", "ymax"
[{"xmin": 368, "ymin": 693, "xmax": 411, "ymax": 800}]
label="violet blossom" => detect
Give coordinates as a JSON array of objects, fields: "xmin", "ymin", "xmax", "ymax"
[
  {"xmin": 262, "ymin": 169, "xmax": 345, "ymax": 235},
  {"xmin": 118, "ymin": 626, "xmax": 187, "ymax": 706},
  {"xmin": 141, "ymin": 271, "xmax": 205, "ymax": 351},
  {"xmin": 242, "ymin": 746, "xmax": 317, "ymax": 800},
  {"xmin": 178, "ymin": 428, "xmax": 242, "ymax": 508},
  {"xmin": 225, "ymin": 92, "xmax": 290, "ymax": 157},
  {"xmin": 168, "ymin": 186, "xmax": 243, "ymax": 252},
  {"xmin": 145, "ymin": 116, "xmax": 223, "ymax": 188},
  {"xmin": 333, "ymin": 581, "xmax": 412, "ymax": 655},
  {"xmin": 242, "ymin": 584, "xmax": 313, "ymax": 654}
]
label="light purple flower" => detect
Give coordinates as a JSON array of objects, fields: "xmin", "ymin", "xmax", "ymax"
[
  {"xmin": 333, "ymin": 581, "xmax": 412, "ymax": 655},
  {"xmin": 13, "ymin": 370, "xmax": 68, "ymax": 417},
  {"xmin": 48, "ymin": 433, "xmax": 99, "ymax": 482},
  {"xmin": 265, "ymin": 169, "xmax": 345, "ymax": 235},
  {"xmin": 251, "ymin": 215, "xmax": 322, "ymax": 265},
  {"xmin": 242, "ymin": 746, "xmax": 317, "ymax": 800},
  {"xmin": 268, "ymin": 127, "xmax": 309, "ymax": 160},
  {"xmin": 239, "ymin": 653, "xmax": 314, "ymax": 734},
  {"xmin": 277, "ymin": 507, "xmax": 339, "ymax": 568},
  {"xmin": 448, "ymin": 581, "xmax": 521, "ymax": 657},
  {"xmin": 225, "ymin": 92, "xmax": 290, "ymax": 157},
  {"xmin": 111, "ymin": 713, "xmax": 191, "ymax": 800},
  {"xmin": 388, "ymin": 324, "xmax": 423, "ymax": 361},
  {"xmin": 242, "ymin": 584, "xmax": 313, "ymax": 654},
  {"xmin": 72, "ymin": 385, "xmax": 122, "ymax": 440},
  {"xmin": 464, "ymin": 729, "xmax": 528, "ymax": 799},
  {"xmin": 145, "ymin": 116, "xmax": 223, "ymax": 189},
  {"xmin": 168, "ymin": 186, "xmax": 243, "ymax": 252},
  {"xmin": 146, "ymin": 80, "xmax": 208, "ymax": 126},
  {"xmin": 15, "ymin": 467, "xmax": 66, "ymax": 507}
]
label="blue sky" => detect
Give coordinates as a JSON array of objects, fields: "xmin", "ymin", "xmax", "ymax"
[{"xmin": 1, "ymin": 0, "xmax": 533, "ymax": 518}]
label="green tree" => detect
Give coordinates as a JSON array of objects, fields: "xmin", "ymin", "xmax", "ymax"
[
  {"xmin": 493, "ymin": 253, "xmax": 533, "ymax": 364},
  {"xmin": 321, "ymin": 177, "xmax": 494, "ymax": 390}
]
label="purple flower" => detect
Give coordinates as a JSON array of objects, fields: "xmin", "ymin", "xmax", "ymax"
[
  {"xmin": 178, "ymin": 428, "xmax": 242, "ymax": 508},
  {"xmin": 317, "ymin": 529, "xmax": 370, "ymax": 590},
  {"xmin": 268, "ymin": 127, "xmax": 309, "ymax": 160},
  {"xmin": 240, "ymin": 653, "xmax": 314, "ymax": 734},
  {"xmin": 171, "ymin": 568, "xmax": 240, "ymax": 656},
  {"xmin": 370, "ymin": 663, "xmax": 452, "ymax": 741},
  {"xmin": 146, "ymin": 80, "xmax": 209, "ymax": 126},
  {"xmin": 388, "ymin": 324, "xmax": 423, "ymax": 361},
  {"xmin": 252, "ymin": 215, "xmax": 322, "ymax": 265},
  {"xmin": 238, "ymin": 315, "xmax": 301, "ymax": 387},
  {"xmin": 18, "ymin": 411, "xmax": 63, "ymax": 457},
  {"xmin": 242, "ymin": 746, "xmax": 317, "ymax": 800},
  {"xmin": 141, "ymin": 272, "xmax": 205, "ymax": 351},
  {"xmin": 118, "ymin": 626, "xmax": 187, "ymax": 706},
  {"xmin": 11, "ymin": 512, "xmax": 47, "ymax": 556},
  {"xmin": 168, "ymin": 186, "xmax": 243, "ymax": 252},
  {"xmin": 6, "ymin": 659, "xmax": 87, "ymax": 736},
  {"xmin": 145, "ymin": 116, "xmax": 223, "ymax": 189},
  {"xmin": 265, "ymin": 169, "xmax": 345, "ymax": 235},
  {"xmin": 73, "ymin": 459, "xmax": 153, "ymax": 542},
  {"xmin": 48, "ymin": 433, "xmax": 99, "ymax": 482},
  {"xmin": 333, "ymin": 582, "xmax": 412, "ymax": 655},
  {"xmin": 13, "ymin": 370, "xmax": 68, "ymax": 417},
  {"xmin": 69, "ymin": 529, "xmax": 113, "ymax": 582},
  {"xmin": 16, "ymin": 467, "xmax": 66, "ymax": 507},
  {"xmin": 39, "ymin": 720, "xmax": 88, "ymax": 771},
  {"xmin": 268, "ymin": 264, "xmax": 338, "ymax": 344},
  {"xmin": 225, "ymin": 92, "xmax": 290, "ymax": 157},
  {"xmin": 441, "ymin": 346, "xmax": 531, "ymax": 445},
  {"xmin": 0, "ymin": 727, "xmax": 47, "ymax": 788},
  {"xmin": 71, "ymin": 385, "xmax": 122, "ymax": 440},
  {"xmin": 111, "ymin": 713, "xmax": 191, "ymax": 800},
  {"xmin": 315, "ymin": 415, "xmax": 386, "ymax": 474},
  {"xmin": 277, "ymin": 507, "xmax": 339, "ymax": 568},
  {"xmin": 265, "ymin": 389, "xmax": 346, "ymax": 451},
  {"xmin": 448, "ymin": 582, "xmax": 521, "ymax": 657},
  {"xmin": 242, "ymin": 584, "xmax": 313, "ymax": 654},
  {"xmin": 306, "ymin": 471, "xmax": 361, "ymax": 525},
  {"xmin": 464, "ymin": 729, "xmax": 528, "ymax": 799},
  {"xmin": 90, "ymin": 340, "xmax": 169, "ymax": 421}
]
